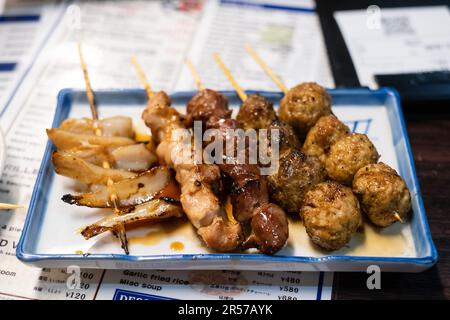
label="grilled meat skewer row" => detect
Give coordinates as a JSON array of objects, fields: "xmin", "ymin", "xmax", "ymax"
[
  {"xmin": 142, "ymin": 91, "xmax": 243, "ymax": 252},
  {"xmin": 236, "ymin": 93, "xmax": 326, "ymax": 214},
  {"xmin": 186, "ymin": 89, "xmax": 289, "ymax": 254}
]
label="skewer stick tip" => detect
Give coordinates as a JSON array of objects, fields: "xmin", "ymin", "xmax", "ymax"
[
  {"xmin": 0, "ymin": 203, "xmax": 25, "ymax": 210},
  {"xmin": 185, "ymin": 59, "xmax": 205, "ymax": 91},
  {"xmin": 212, "ymin": 52, "xmax": 247, "ymax": 102},
  {"xmin": 77, "ymin": 43, "xmax": 98, "ymax": 120},
  {"xmin": 394, "ymin": 213, "xmax": 404, "ymax": 223},
  {"xmin": 131, "ymin": 55, "xmax": 154, "ymax": 99}
]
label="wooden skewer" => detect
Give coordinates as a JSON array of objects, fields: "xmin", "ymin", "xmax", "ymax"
[
  {"xmin": 186, "ymin": 59, "xmax": 205, "ymax": 91},
  {"xmin": 77, "ymin": 44, "xmax": 129, "ymax": 254},
  {"xmin": 185, "ymin": 59, "xmax": 238, "ymax": 225},
  {"xmin": 212, "ymin": 52, "xmax": 247, "ymax": 102},
  {"xmin": 245, "ymin": 44, "xmax": 289, "ymax": 94},
  {"xmin": 77, "ymin": 43, "xmax": 98, "ymax": 120},
  {"xmin": 0, "ymin": 203, "xmax": 24, "ymax": 210},
  {"xmin": 394, "ymin": 212, "xmax": 404, "ymax": 223},
  {"xmin": 131, "ymin": 55, "xmax": 153, "ymax": 99}
]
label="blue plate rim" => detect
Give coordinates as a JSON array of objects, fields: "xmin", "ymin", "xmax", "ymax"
[{"xmin": 16, "ymin": 87, "xmax": 438, "ymax": 269}]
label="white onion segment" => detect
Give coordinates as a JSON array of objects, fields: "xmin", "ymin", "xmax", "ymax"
[
  {"xmin": 61, "ymin": 166, "xmax": 171, "ymax": 208},
  {"xmin": 62, "ymin": 143, "xmax": 157, "ymax": 172},
  {"xmin": 47, "ymin": 128, "xmax": 135, "ymax": 150},
  {"xmin": 52, "ymin": 152, "xmax": 136, "ymax": 184},
  {"xmin": 80, "ymin": 199, "xmax": 183, "ymax": 239},
  {"xmin": 111, "ymin": 144, "xmax": 157, "ymax": 172},
  {"xmin": 63, "ymin": 145, "xmax": 112, "ymax": 167},
  {"xmin": 59, "ymin": 116, "xmax": 133, "ymax": 138}
]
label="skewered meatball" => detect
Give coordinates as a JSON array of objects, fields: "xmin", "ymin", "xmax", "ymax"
[
  {"xmin": 186, "ymin": 89, "xmax": 231, "ymax": 126},
  {"xmin": 353, "ymin": 163, "xmax": 411, "ymax": 227},
  {"xmin": 268, "ymin": 119, "xmax": 301, "ymax": 155},
  {"xmin": 301, "ymin": 181, "xmax": 362, "ymax": 250},
  {"xmin": 236, "ymin": 94, "xmax": 277, "ymax": 130},
  {"xmin": 268, "ymin": 149, "xmax": 326, "ymax": 213},
  {"xmin": 325, "ymin": 133, "xmax": 379, "ymax": 185},
  {"xmin": 303, "ymin": 115, "xmax": 350, "ymax": 164},
  {"xmin": 279, "ymin": 82, "xmax": 332, "ymax": 138}
]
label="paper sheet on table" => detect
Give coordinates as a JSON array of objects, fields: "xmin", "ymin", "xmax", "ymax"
[
  {"xmin": 175, "ymin": 0, "xmax": 334, "ymax": 90},
  {"xmin": 0, "ymin": 0, "xmax": 333, "ymax": 300},
  {"xmin": 334, "ymin": 6, "xmax": 450, "ymax": 88},
  {"xmin": 0, "ymin": 1, "xmax": 63, "ymax": 115}
]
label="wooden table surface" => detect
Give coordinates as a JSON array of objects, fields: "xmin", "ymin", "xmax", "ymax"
[{"xmin": 333, "ymin": 105, "xmax": 450, "ymax": 300}]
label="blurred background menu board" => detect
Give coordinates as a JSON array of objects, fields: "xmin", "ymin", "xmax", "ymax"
[{"xmin": 0, "ymin": 0, "xmax": 333, "ymax": 300}]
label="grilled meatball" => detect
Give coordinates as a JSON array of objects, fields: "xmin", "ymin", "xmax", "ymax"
[
  {"xmin": 279, "ymin": 82, "xmax": 332, "ymax": 138},
  {"xmin": 186, "ymin": 89, "xmax": 231, "ymax": 126},
  {"xmin": 268, "ymin": 149, "xmax": 326, "ymax": 213},
  {"xmin": 303, "ymin": 115, "xmax": 350, "ymax": 164},
  {"xmin": 301, "ymin": 181, "xmax": 362, "ymax": 250},
  {"xmin": 325, "ymin": 133, "xmax": 379, "ymax": 185},
  {"xmin": 353, "ymin": 162, "xmax": 411, "ymax": 227},
  {"xmin": 268, "ymin": 119, "xmax": 301, "ymax": 155},
  {"xmin": 237, "ymin": 94, "xmax": 277, "ymax": 130},
  {"xmin": 250, "ymin": 203, "xmax": 289, "ymax": 254}
]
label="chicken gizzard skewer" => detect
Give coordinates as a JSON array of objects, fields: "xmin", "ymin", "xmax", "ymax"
[{"xmin": 184, "ymin": 55, "xmax": 289, "ymax": 254}]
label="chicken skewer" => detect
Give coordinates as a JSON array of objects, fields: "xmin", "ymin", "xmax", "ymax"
[
  {"xmin": 77, "ymin": 44, "xmax": 130, "ymax": 254},
  {"xmin": 185, "ymin": 55, "xmax": 289, "ymax": 254},
  {"xmin": 185, "ymin": 58, "xmax": 236, "ymax": 226},
  {"xmin": 134, "ymin": 56, "xmax": 243, "ymax": 252}
]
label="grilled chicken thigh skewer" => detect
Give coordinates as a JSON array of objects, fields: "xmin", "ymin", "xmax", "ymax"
[
  {"xmin": 184, "ymin": 54, "xmax": 289, "ymax": 254},
  {"xmin": 134, "ymin": 57, "xmax": 243, "ymax": 252}
]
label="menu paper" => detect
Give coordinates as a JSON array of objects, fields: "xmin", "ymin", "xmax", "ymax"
[
  {"xmin": 175, "ymin": 0, "xmax": 334, "ymax": 90},
  {"xmin": 95, "ymin": 270, "xmax": 333, "ymax": 300},
  {"xmin": 0, "ymin": 1, "xmax": 63, "ymax": 114},
  {"xmin": 0, "ymin": 0, "xmax": 333, "ymax": 300},
  {"xmin": 334, "ymin": 6, "xmax": 450, "ymax": 88}
]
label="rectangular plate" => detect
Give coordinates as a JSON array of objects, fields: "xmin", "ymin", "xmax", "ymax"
[{"xmin": 17, "ymin": 88, "xmax": 437, "ymax": 272}]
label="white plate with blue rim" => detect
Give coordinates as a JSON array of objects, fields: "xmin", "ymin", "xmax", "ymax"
[{"xmin": 16, "ymin": 88, "xmax": 438, "ymax": 272}]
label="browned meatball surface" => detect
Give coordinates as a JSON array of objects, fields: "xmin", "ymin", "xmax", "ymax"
[
  {"xmin": 186, "ymin": 89, "xmax": 231, "ymax": 126},
  {"xmin": 303, "ymin": 115, "xmax": 350, "ymax": 164},
  {"xmin": 325, "ymin": 133, "xmax": 379, "ymax": 185},
  {"xmin": 301, "ymin": 181, "xmax": 362, "ymax": 250},
  {"xmin": 268, "ymin": 119, "xmax": 301, "ymax": 155},
  {"xmin": 279, "ymin": 82, "xmax": 332, "ymax": 137},
  {"xmin": 268, "ymin": 149, "xmax": 326, "ymax": 213},
  {"xmin": 236, "ymin": 94, "xmax": 277, "ymax": 130},
  {"xmin": 353, "ymin": 162, "xmax": 411, "ymax": 227}
]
